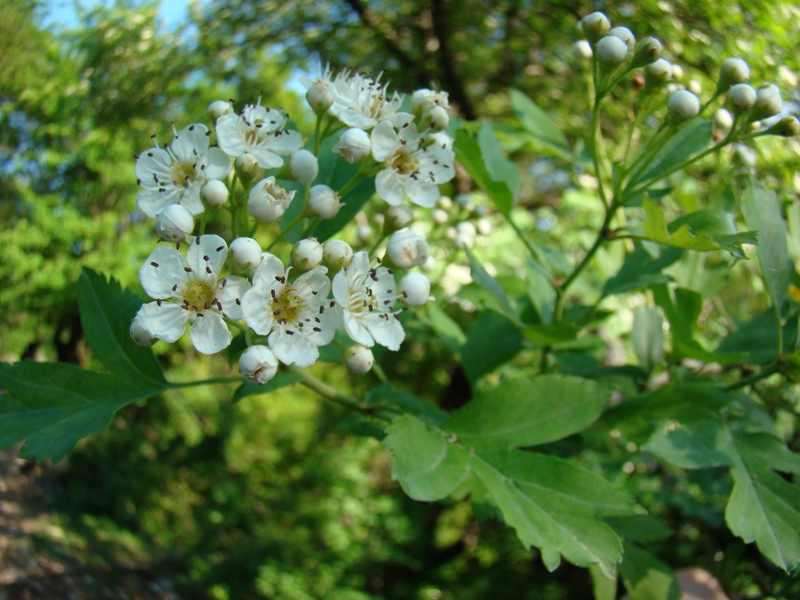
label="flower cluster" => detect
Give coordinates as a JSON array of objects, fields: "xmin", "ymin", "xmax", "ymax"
[{"xmin": 130, "ymin": 65, "xmax": 452, "ymax": 382}]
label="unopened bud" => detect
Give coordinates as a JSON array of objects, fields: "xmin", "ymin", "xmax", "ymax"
[
  {"xmin": 344, "ymin": 345, "xmax": 374, "ymax": 374},
  {"xmin": 455, "ymin": 221, "xmax": 477, "ymax": 249},
  {"xmin": 289, "ymin": 149, "xmax": 319, "ymax": 185},
  {"xmin": 411, "ymin": 89, "xmax": 450, "ymax": 117},
  {"xmin": 248, "ymin": 176, "xmax": 296, "ymax": 221},
  {"xmin": 645, "ymin": 59, "xmax": 673, "ymax": 88},
  {"xmin": 400, "ymin": 272, "xmax": 431, "ymax": 307},
  {"xmin": 432, "ymin": 209, "xmax": 449, "ymax": 224},
  {"xmin": 713, "ymin": 108, "xmax": 734, "ymax": 132},
  {"xmin": 667, "ymin": 90, "xmax": 700, "ymax": 121},
  {"xmin": 386, "ymin": 228, "xmax": 429, "ymax": 268},
  {"xmin": 573, "ymin": 40, "xmax": 593, "ymax": 60},
  {"xmin": 306, "ymin": 80, "xmax": 334, "ymax": 115},
  {"xmin": 333, "ymin": 128, "xmax": 371, "ymax": 163},
  {"xmin": 291, "ymin": 238, "xmax": 323, "ymax": 272},
  {"xmin": 766, "ymin": 115, "xmax": 800, "ymax": 137},
  {"xmin": 322, "ymin": 239, "xmax": 354, "ymax": 271},
  {"xmin": 201, "ymin": 179, "xmax": 229, "ymax": 207},
  {"xmin": 239, "ymin": 345, "xmax": 279, "ymax": 384},
  {"xmin": 631, "ymin": 37, "xmax": 663, "ymax": 68},
  {"xmin": 597, "ymin": 36, "xmax": 629, "ymax": 69},
  {"xmin": 609, "ymin": 26, "xmax": 635, "ymax": 51},
  {"xmin": 581, "ymin": 11, "xmax": 610, "ymax": 44},
  {"xmin": 208, "ymin": 100, "xmax": 233, "ymax": 122},
  {"xmin": 234, "ymin": 152, "xmax": 260, "ymax": 181},
  {"xmin": 155, "ymin": 204, "xmax": 194, "ymax": 242},
  {"xmin": 750, "ymin": 84, "xmax": 782, "ymax": 121},
  {"xmin": 130, "ymin": 315, "xmax": 157, "ymax": 347},
  {"xmin": 384, "ymin": 205, "xmax": 414, "ymax": 233},
  {"xmin": 733, "ymin": 144, "xmax": 757, "ymax": 169},
  {"xmin": 229, "ymin": 237, "xmax": 263, "ymax": 273},
  {"xmin": 308, "ymin": 184, "xmax": 341, "ymax": 219},
  {"xmin": 729, "ymin": 83, "xmax": 757, "ymax": 116},
  {"xmin": 425, "ymin": 105, "xmax": 450, "ymax": 131},
  {"xmin": 716, "ymin": 58, "xmax": 750, "ymax": 93}
]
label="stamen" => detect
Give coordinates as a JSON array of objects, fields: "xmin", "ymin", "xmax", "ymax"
[{"xmin": 151, "ymin": 262, "xmax": 160, "ymax": 267}]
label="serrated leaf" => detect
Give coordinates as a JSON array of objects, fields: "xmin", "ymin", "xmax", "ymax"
[
  {"xmin": 465, "ymin": 247, "xmax": 518, "ymax": 322},
  {"xmin": 631, "ymin": 307, "xmax": 664, "ymax": 372},
  {"xmin": 509, "ymin": 88, "xmax": 571, "ymax": 159},
  {"xmin": 230, "ymin": 371, "xmax": 301, "ymax": 404},
  {"xmin": 445, "ymin": 375, "xmax": 610, "ymax": 450},
  {"xmin": 522, "ymin": 323, "xmax": 578, "ymax": 345},
  {"xmin": 644, "ymin": 420, "xmax": 733, "ymax": 469},
  {"xmin": 618, "ymin": 544, "xmax": 680, "ymax": 600},
  {"xmin": 629, "ymin": 119, "xmax": 712, "ymax": 188},
  {"xmin": 77, "ymin": 268, "xmax": 165, "ymax": 385},
  {"xmin": 0, "ymin": 361, "xmax": 163, "ymax": 462},
  {"xmin": 603, "ymin": 246, "xmax": 682, "ymax": 296},
  {"xmin": 605, "ymin": 515, "xmax": 673, "ymax": 544},
  {"xmin": 461, "ymin": 312, "xmax": 523, "ymax": 384},
  {"xmin": 364, "ymin": 384, "xmax": 449, "ymax": 424},
  {"xmin": 454, "ymin": 125, "xmax": 517, "ymax": 216},
  {"xmin": 418, "ymin": 302, "xmax": 467, "ymax": 354},
  {"xmin": 589, "ymin": 564, "xmax": 617, "ymax": 600}
]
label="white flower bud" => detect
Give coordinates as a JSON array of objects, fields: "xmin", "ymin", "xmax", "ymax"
[
  {"xmin": 239, "ymin": 345, "xmax": 279, "ymax": 384},
  {"xmin": 713, "ymin": 108, "xmax": 734, "ymax": 132},
  {"xmin": 411, "ymin": 89, "xmax": 450, "ymax": 117},
  {"xmin": 333, "ymin": 128, "xmax": 371, "ymax": 163},
  {"xmin": 208, "ymin": 100, "xmax": 233, "ymax": 122},
  {"xmin": 733, "ymin": 144, "xmax": 757, "ymax": 168},
  {"xmin": 322, "ymin": 239, "xmax": 354, "ymax": 271},
  {"xmin": 387, "ymin": 228, "xmax": 429, "ymax": 268},
  {"xmin": 766, "ymin": 115, "xmax": 800, "ymax": 137},
  {"xmin": 291, "ymin": 238, "xmax": 323, "ymax": 272},
  {"xmin": 234, "ymin": 152, "xmax": 260, "ymax": 180},
  {"xmin": 631, "ymin": 37, "xmax": 663, "ymax": 68},
  {"xmin": 597, "ymin": 36, "xmax": 628, "ymax": 68},
  {"xmin": 645, "ymin": 59, "xmax": 673, "ymax": 87},
  {"xmin": 344, "ymin": 345, "xmax": 374, "ymax": 374},
  {"xmin": 155, "ymin": 204, "xmax": 194, "ymax": 242},
  {"xmin": 289, "ymin": 149, "xmax": 319, "ymax": 185},
  {"xmin": 609, "ymin": 26, "xmax": 635, "ymax": 51},
  {"xmin": 201, "ymin": 179, "xmax": 229, "ymax": 207},
  {"xmin": 476, "ymin": 218, "xmax": 492, "ymax": 236},
  {"xmin": 729, "ymin": 83, "xmax": 757, "ymax": 115},
  {"xmin": 667, "ymin": 90, "xmax": 700, "ymax": 121},
  {"xmin": 688, "ymin": 79, "xmax": 702, "ymax": 96},
  {"xmin": 384, "ymin": 205, "xmax": 414, "ymax": 233},
  {"xmin": 248, "ymin": 176, "xmax": 296, "ymax": 222},
  {"xmin": 306, "ymin": 80, "xmax": 334, "ymax": 115},
  {"xmin": 671, "ymin": 64, "xmax": 684, "ymax": 80},
  {"xmin": 580, "ymin": 12, "xmax": 610, "ymax": 44},
  {"xmin": 308, "ymin": 184, "xmax": 341, "ymax": 219},
  {"xmin": 130, "ymin": 316, "xmax": 157, "ymax": 347},
  {"xmin": 400, "ymin": 272, "xmax": 431, "ymax": 307},
  {"xmin": 432, "ymin": 209, "xmax": 449, "ymax": 224},
  {"xmin": 229, "ymin": 237, "xmax": 263, "ymax": 273},
  {"xmin": 751, "ymin": 84, "xmax": 782, "ymax": 121},
  {"xmin": 356, "ymin": 225, "xmax": 374, "ymax": 244},
  {"xmin": 425, "ymin": 105, "xmax": 450, "ymax": 131},
  {"xmin": 438, "ymin": 195, "xmax": 453, "ymax": 210},
  {"xmin": 717, "ymin": 58, "xmax": 750, "ymax": 92},
  {"xmin": 455, "ymin": 221, "xmax": 477, "ymax": 249},
  {"xmin": 573, "ymin": 40, "xmax": 593, "ymax": 60}
]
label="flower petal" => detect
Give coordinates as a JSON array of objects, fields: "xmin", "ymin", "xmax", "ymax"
[
  {"xmin": 187, "ymin": 234, "xmax": 227, "ymax": 279},
  {"xmin": 135, "ymin": 301, "xmax": 189, "ymax": 343},
  {"xmin": 370, "ymin": 121, "xmax": 398, "ymax": 162},
  {"xmin": 202, "ymin": 147, "xmax": 232, "ymax": 180},
  {"xmin": 343, "ymin": 311, "xmax": 374, "ymax": 347},
  {"xmin": 241, "ymin": 287, "xmax": 275, "ymax": 335},
  {"xmin": 376, "ymin": 170, "xmax": 405, "ymax": 206},
  {"xmin": 217, "ymin": 275, "xmax": 250, "ymax": 320},
  {"xmin": 137, "ymin": 189, "xmax": 178, "ymax": 218},
  {"xmin": 171, "ymin": 124, "xmax": 210, "ymax": 160},
  {"xmin": 269, "ymin": 328, "xmax": 320, "ymax": 367},
  {"xmin": 190, "ymin": 311, "xmax": 232, "ymax": 354},
  {"xmin": 140, "ymin": 246, "xmax": 187, "ymax": 299},
  {"xmin": 365, "ymin": 314, "xmax": 405, "ymax": 350}
]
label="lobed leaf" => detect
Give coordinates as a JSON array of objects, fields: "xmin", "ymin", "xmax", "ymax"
[{"xmin": 454, "ymin": 124, "xmax": 517, "ymax": 216}]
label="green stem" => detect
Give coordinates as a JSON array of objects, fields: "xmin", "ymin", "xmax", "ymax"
[
  {"xmin": 172, "ymin": 376, "xmax": 244, "ymax": 388},
  {"xmin": 591, "ymin": 95, "xmax": 610, "ymax": 209},
  {"xmin": 286, "ymin": 365, "xmax": 362, "ymax": 411},
  {"xmin": 723, "ymin": 363, "xmax": 780, "ymax": 392}
]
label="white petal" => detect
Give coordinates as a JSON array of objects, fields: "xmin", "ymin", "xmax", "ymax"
[
  {"xmin": 216, "ymin": 114, "xmax": 246, "ymax": 158},
  {"xmin": 252, "ymin": 254, "xmax": 285, "ymax": 290},
  {"xmin": 179, "ymin": 189, "xmax": 206, "ymax": 216},
  {"xmin": 250, "ymin": 148, "xmax": 284, "ymax": 169},
  {"xmin": 190, "ymin": 311, "xmax": 232, "ymax": 354},
  {"xmin": 376, "ymin": 170, "xmax": 405, "ymax": 206},
  {"xmin": 295, "ymin": 267, "xmax": 330, "ymax": 299},
  {"xmin": 268, "ymin": 130, "xmax": 303, "ymax": 155},
  {"xmin": 405, "ymin": 180, "xmax": 440, "ymax": 208},
  {"xmin": 365, "ymin": 314, "xmax": 405, "ymax": 350},
  {"xmin": 343, "ymin": 311, "xmax": 374, "ymax": 347},
  {"xmin": 187, "ymin": 234, "xmax": 227, "ymax": 278},
  {"xmin": 135, "ymin": 301, "xmax": 189, "ymax": 343},
  {"xmin": 171, "ymin": 123, "xmax": 210, "ymax": 160},
  {"xmin": 139, "ymin": 246, "xmax": 187, "ymax": 299},
  {"xmin": 135, "ymin": 147, "xmax": 172, "ymax": 184},
  {"xmin": 388, "ymin": 112, "xmax": 414, "ymax": 128},
  {"xmin": 241, "ymin": 287, "xmax": 275, "ymax": 335},
  {"xmin": 370, "ymin": 121, "xmax": 398, "ymax": 162},
  {"xmin": 339, "ymin": 109, "xmax": 378, "ymax": 130},
  {"xmin": 137, "ymin": 188, "xmax": 177, "ymax": 218},
  {"xmin": 201, "ymin": 147, "xmax": 232, "ymax": 180},
  {"xmin": 217, "ymin": 275, "xmax": 250, "ymax": 320},
  {"xmin": 269, "ymin": 329, "xmax": 319, "ymax": 367},
  {"xmin": 332, "ymin": 270, "xmax": 349, "ymax": 305}
]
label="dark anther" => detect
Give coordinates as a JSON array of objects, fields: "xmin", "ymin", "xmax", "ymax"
[{"xmin": 151, "ymin": 261, "xmax": 160, "ymax": 267}]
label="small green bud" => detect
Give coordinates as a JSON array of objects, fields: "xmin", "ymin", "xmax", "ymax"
[
  {"xmin": 234, "ymin": 152, "xmax": 260, "ymax": 182},
  {"xmin": 765, "ymin": 115, "xmax": 800, "ymax": 137},
  {"xmin": 728, "ymin": 83, "xmax": 756, "ymax": 116},
  {"xmin": 667, "ymin": 90, "xmax": 700, "ymax": 121},
  {"xmin": 573, "ymin": 40, "xmax": 593, "ymax": 60},
  {"xmin": 713, "ymin": 108, "xmax": 734, "ymax": 133},
  {"xmin": 631, "ymin": 37, "xmax": 663, "ymax": 68},
  {"xmin": 580, "ymin": 12, "xmax": 610, "ymax": 44},
  {"xmin": 716, "ymin": 58, "xmax": 750, "ymax": 93},
  {"xmin": 609, "ymin": 26, "xmax": 635, "ymax": 51},
  {"xmin": 750, "ymin": 84, "xmax": 782, "ymax": 121},
  {"xmin": 597, "ymin": 35, "xmax": 629, "ymax": 69},
  {"xmin": 645, "ymin": 59, "xmax": 673, "ymax": 88}
]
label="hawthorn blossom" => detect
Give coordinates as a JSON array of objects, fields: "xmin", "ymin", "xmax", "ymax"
[
  {"xmin": 135, "ymin": 124, "xmax": 231, "ymax": 217},
  {"xmin": 216, "ymin": 100, "xmax": 302, "ymax": 168},
  {"xmin": 332, "ymin": 251, "xmax": 405, "ymax": 350},
  {"xmin": 328, "ymin": 69, "xmax": 411, "ymax": 130},
  {"xmin": 241, "ymin": 254, "xmax": 336, "ymax": 367},
  {"xmin": 371, "ymin": 121, "xmax": 456, "ymax": 207},
  {"xmin": 132, "ymin": 235, "xmax": 250, "ymax": 354}
]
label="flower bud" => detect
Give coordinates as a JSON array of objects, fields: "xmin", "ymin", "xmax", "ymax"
[
  {"xmin": 645, "ymin": 59, "xmax": 673, "ymax": 88},
  {"xmin": 207, "ymin": 100, "xmax": 233, "ymax": 122},
  {"xmin": 667, "ymin": 90, "xmax": 700, "ymax": 121},
  {"xmin": 716, "ymin": 58, "xmax": 750, "ymax": 93},
  {"xmin": 248, "ymin": 176, "xmax": 296, "ymax": 222},
  {"xmin": 229, "ymin": 237, "xmax": 263, "ymax": 273},
  {"xmin": 573, "ymin": 40, "xmax": 593, "ymax": 60},
  {"xmin": 596, "ymin": 36, "xmax": 629, "ymax": 69},
  {"xmin": 308, "ymin": 184, "xmax": 341, "ymax": 219},
  {"xmin": 424, "ymin": 105, "xmax": 450, "ymax": 131},
  {"xmin": 733, "ymin": 144, "xmax": 757, "ymax": 169},
  {"xmin": 386, "ymin": 228, "xmax": 429, "ymax": 268},
  {"xmin": 750, "ymin": 84, "xmax": 782, "ymax": 121},
  {"xmin": 130, "ymin": 316, "xmax": 157, "ymax": 347},
  {"xmin": 306, "ymin": 80, "xmax": 334, "ymax": 115},
  {"xmin": 580, "ymin": 11, "xmax": 610, "ymax": 44},
  {"xmin": 234, "ymin": 152, "xmax": 260, "ymax": 180},
  {"xmin": 289, "ymin": 149, "xmax": 319, "ymax": 185},
  {"xmin": 384, "ymin": 205, "xmax": 414, "ymax": 234},
  {"xmin": 357, "ymin": 225, "xmax": 374, "ymax": 245},
  {"xmin": 291, "ymin": 238, "xmax": 323, "ymax": 272},
  {"xmin": 322, "ymin": 239, "xmax": 354, "ymax": 271},
  {"xmin": 400, "ymin": 272, "xmax": 431, "ymax": 307},
  {"xmin": 333, "ymin": 128, "xmax": 371, "ymax": 163},
  {"xmin": 455, "ymin": 221, "xmax": 477, "ymax": 249},
  {"xmin": 728, "ymin": 83, "xmax": 756, "ymax": 116},
  {"xmin": 609, "ymin": 26, "xmax": 635, "ymax": 51},
  {"xmin": 631, "ymin": 37, "xmax": 663, "ymax": 68},
  {"xmin": 432, "ymin": 209, "xmax": 449, "ymax": 224},
  {"xmin": 344, "ymin": 345, "xmax": 374, "ymax": 374},
  {"xmin": 766, "ymin": 115, "xmax": 800, "ymax": 137},
  {"xmin": 713, "ymin": 108, "xmax": 734, "ymax": 133},
  {"xmin": 687, "ymin": 79, "xmax": 702, "ymax": 96},
  {"xmin": 410, "ymin": 89, "xmax": 450, "ymax": 116},
  {"xmin": 201, "ymin": 179, "xmax": 229, "ymax": 207},
  {"xmin": 476, "ymin": 218, "xmax": 492, "ymax": 236},
  {"xmin": 671, "ymin": 64, "xmax": 684, "ymax": 80},
  {"xmin": 155, "ymin": 204, "xmax": 194, "ymax": 242},
  {"xmin": 438, "ymin": 195, "xmax": 453, "ymax": 210},
  {"xmin": 239, "ymin": 345, "xmax": 279, "ymax": 384}
]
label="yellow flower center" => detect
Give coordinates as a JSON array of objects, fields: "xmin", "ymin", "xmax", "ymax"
[
  {"xmin": 182, "ymin": 280, "xmax": 216, "ymax": 313},
  {"xmin": 170, "ymin": 160, "xmax": 197, "ymax": 187}
]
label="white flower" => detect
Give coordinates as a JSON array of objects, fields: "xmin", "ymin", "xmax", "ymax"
[
  {"xmin": 241, "ymin": 255, "xmax": 336, "ymax": 367},
  {"xmin": 332, "ymin": 251, "xmax": 405, "ymax": 351},
  {"xmin": 333, "ymin": 128, "xmax": 371, "ymax": 162},
  {"xmin": 135, "ymin": 123, "xmax": 231, "ymax": 217},
  {"xmin": 216, "ymin": 100, "xmax": 302, "ymax": 169},
  {"xmin": 387, "ymin": 227, "xmax": 430, "ymax": 268},
  {"xmin": 239, "ymin": 345, "xmax": 279, "ymax": 384},
  {"xmin": 399, "ymin": 272, "xmax": 431, "ymax": 307},
  {"xmin": 329, "ymin": 69, "xmax": 412, "ymax": 130},
  {"xmin": 344, "ymin": 345, "xmax": 375, "ymax": 374},
  {"xmin": 289, "ymin": 149, "xmax": 319, "ymax": 185},
  {"xmin": 371, "ymin": 122, "xmax": 455, "ymax": 207},
  {"xmin": 300, "ymin": 64, "xmax": 336, "ymax": 115},
  {"xmin": 248, "ymin": 176, "xmax": 296, "ymax": 222},
  {"xmin": 410, "ymin": 89, "xmax": 450, "ymax": 117},
  {"xmin": 132, "ymin": 235, "xmax": 251, "ymax": 355},
  {"xmin": 155, "ymin": 204, "xmax": 194, "ymax": 243},
  {"xmin": 308, "ymin": 184, "xmax": 341, "ymax": 219}
]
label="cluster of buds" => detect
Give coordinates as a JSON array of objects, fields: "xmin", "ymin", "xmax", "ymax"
[{"xmin": 129, "ymin": 65, "xmax": 453, "ymax": 381}]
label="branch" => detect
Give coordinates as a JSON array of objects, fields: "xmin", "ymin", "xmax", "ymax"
[{"xmin": 430, "ymin": 0, "xmax": 476, "ymax": 120}]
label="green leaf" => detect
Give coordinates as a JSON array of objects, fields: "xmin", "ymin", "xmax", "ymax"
[
  {"xmin": 364, "ymin": 384, "xmax": 449, "ymax": 424},
  {"xmin": 445, "ymin": 375, "xmax": 610, "ymax": 450},
  {"xmin": 630, "ymin": 119, "xmax": 712, "ymax": 188},
  {"xmin": 521, "ymin": 323, "xmax": 578, "ymax": 346},
  {"xmin": 725, "ymin": 430, "xmax": 800, "ymax": 571},
  {"xmin": 605, "ymin": 515, "xmax": 673, "ymax": 544},
  {"xmin": 77, "ymin": 268, "xmax": 165, "ymax": 385},
  {"xmin": 741, "ymin": 178, "xmax": 794, "ymax": 309},
  {"xmin": 642, "ymin": 198, "xmax": 757, "ymax": 256},
  {"xmin": 313, "ymin": 178, "xmax": 375, "ymax": 242},
  {"xmin": 465, "ymin": 247, "xmax": 518, "ymax": 322},
  {"xmin": 461, "ymin": 312, "xmax": 523, "ymax": 385},
  {"xmin": 716, "ymin": 309, "xmax": 795, "ymax": 364},
  {"xmin": 618, "ymin": 544, "xmax": 680, "ymax": 600},
  {"xmin": 631, "ymin": 307, "xmax": 664, "ymax": 372},
  {"xmin": 418, "ymin": 302, "xmax": 467, "ymax": 355},
  {"xmin": 603, "ymin": 246, "xmax": 682, "ymax": 296},
  {"xmin": 508, "ymin": 88, "xmax": 571, "ymax": 159},
  {"xmin": 0, "ymin": 361, "xmax": 163, "ymax": 462},
  {"xmin": 454, "ymin": 124, "xmax": 517, "ymax": 216},
  {"xmin": 383, "ymin": 415, "xmax": 471, "ymax": 501},
  {"xmin": 589, "ymin": 564, "xmax": 617, "ymax": 600},
  {"xmin": 644, "ymin": 420, "xmax": 733, "ymax": 469},
  {"xmin": 230, "ymin": 371, "xmax": 301, "ymax": 404}
]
